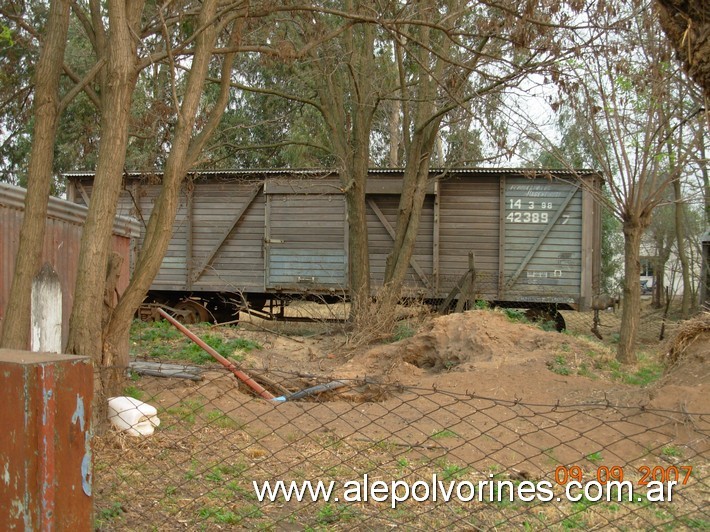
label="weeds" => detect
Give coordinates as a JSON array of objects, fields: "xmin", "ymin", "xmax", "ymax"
[
  {"xmin": 431, "ymin": 428, "xmax": 459, "ymax": 439},
  {"xmin": 661, "ymin": 446, "xmax": 683, "ymax": 458},
  {"xmin": 165, "ymin": 398, "xmax": 205, "ymax": 425},
  {"xmin": 95, "ymin": 502, "xmax": 124, "ymax": 526},
  {"xmin": 122, "ymin": 385, "xmax": 144, "ymax": 400},
  {"xmin": 548, "ymin": 355, "xmax": 571, "ymax": 376},
  {"xmin": 586, "ymin": 451, "xmax": 603, "ymax": 463},
  {"xmin": 392, "ymin": 322, "xmax": 416, "ymax": 342},
  {"xmin": 607, "ymin": 356, "xmax": 663, "ymax": 387},
  {"xmin": 503, "ymin": 308, "xmax": 527, "ymax": 323},
  {"xmin": 130, "ymin": 319, "xmax": 261, "ymax": 364},
  {"xmin": 206, "ymin": 409, "xmax": 241, "ymax": 429}
]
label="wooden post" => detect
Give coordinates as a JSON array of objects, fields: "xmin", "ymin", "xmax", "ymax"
[
  {"xmin": 455, "ymin": 251, "xmax": 476, "ymax": 312},
  {"xmin": 31, "ymin": 263, "xmax": 62, "ymax": 353},
  {"xmin": 0, "ymin": 349, "xmax": 93, "ymax": 530}
]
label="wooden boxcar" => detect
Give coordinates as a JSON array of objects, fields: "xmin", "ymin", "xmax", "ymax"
[
  {"xmin": 0, "ymin": 182, "xmax": 140, "ymax": 349},
  {"xmin": 65, "ymin": 168, "xmax": 603, "ymax": 323}
]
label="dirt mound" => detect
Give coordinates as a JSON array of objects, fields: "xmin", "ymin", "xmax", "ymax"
[
  {"xmin": 211, "ymin": 307, "xmax": 706, "ymax": 409},
  {"xmin": 663, "ymin": 332, "xmax": 709, "ymax": 387},
  {"xmin": 338, "ymin": 310, "xmax": 597, "ymax": 388},
  {"xmin": 644, "ymin": 313, "xmax": 710, "ymax": 413}
]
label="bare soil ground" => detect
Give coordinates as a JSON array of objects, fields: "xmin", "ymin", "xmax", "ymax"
[{"xmin": 95, "ymin": 305, "xmax": 709, "ymax": 530}]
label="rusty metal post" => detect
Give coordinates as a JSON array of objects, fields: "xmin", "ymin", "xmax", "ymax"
[
  {"xmin": 0, "ymin": 349, "xmax": 93, "ymax": 531},
  {"xmin": 157, "ymin": 308, "xmax": 276, "ymax": 401}
]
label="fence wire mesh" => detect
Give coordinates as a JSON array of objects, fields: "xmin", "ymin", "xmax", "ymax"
[{"xmin": 95, "ymin": 359, "xmax": 708, "ymax": 530}]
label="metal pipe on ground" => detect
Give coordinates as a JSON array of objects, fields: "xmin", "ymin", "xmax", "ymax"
[
  {"xmin": 157, "ymin": 308, "xmax": 275, "ymax": 401},
  {"xmin": 274, "ymin": 380, "xmax": 347, "ymax": 402}
]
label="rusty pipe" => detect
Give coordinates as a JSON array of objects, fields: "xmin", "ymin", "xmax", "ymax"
[{"xmin": 157, "ymin": 308, "xmax": 275, "ymax": 401}]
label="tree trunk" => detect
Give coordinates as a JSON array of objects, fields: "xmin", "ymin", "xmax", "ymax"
[
  {"xmin": 618, "ymin": 219, "xmax": 644, "ymax": 364},
  {"xmin": 101, "ymin": 0, "xmax": 231, "ymax": 382},
  {"xmin": 384, "ymin": 121, "xmax": 440, "ymax": 293},
  {"xmin": 65, "ymin": 0, "xmax": 145, "ymax": 422},
  {"xmin": 651, "ymin": 235, "xmax": 671, "ymax": 309},
  {"xmin": 699, "ymin": 126, "xmax": 710, "ymax": 226},
  {"xmin": 656, "ymin": 0, "xmax": 710, "ymax": 100},
  {"xmin": 0, "ymin": 0, "xmax": 71, "ymax": 349},
  {"xmin": 388, "ymin": 100, "xmax": 400, "ymax": 167},
  {"xmin": 346, "ymin": 170, "xmax": 371, "ymax": 322},
  {"xmin": 673, "ymin": 178, "xmax": 692, "ymax": 317}
]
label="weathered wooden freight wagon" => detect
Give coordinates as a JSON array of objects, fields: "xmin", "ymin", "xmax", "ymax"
[
  {"xmin": 65, "ymin": 168, "xmax": 603, "ymax": 326},
  {"xmin": 0, "ymin": 182, "xmax": 140, "ymax": 349}
]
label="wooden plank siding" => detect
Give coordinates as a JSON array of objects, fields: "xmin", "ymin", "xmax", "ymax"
[
  {"xmin": 366, "ymin": 195, "xmax": 434, "ymax": 292},
  {"xmin": 265, "ymin": 189, "xmax": 347, "ymax": 291},
  {"xmin": 65, "ymin": 169, "xmax": 602, "ymax": 310},
  {"xmin": 191, "ymin": 182, "xmax": 265, "ymax": 292},
  {"xmin": 438, "ymin": 176, "xmax": 500, "ymax": 298},
  {"xmin": 501, "ymin": 177, "xmax": 584, "ymax": 304}
]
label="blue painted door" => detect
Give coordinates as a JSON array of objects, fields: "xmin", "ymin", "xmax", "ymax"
[{"xmin": 265, "ymin": 192, "xmax": 348, "ymax": 291}]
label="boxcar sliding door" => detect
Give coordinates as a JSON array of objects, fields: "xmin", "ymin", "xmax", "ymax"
[{"xmin": 264, "ymin": 182, "xmax": 348, "ymax": 292}]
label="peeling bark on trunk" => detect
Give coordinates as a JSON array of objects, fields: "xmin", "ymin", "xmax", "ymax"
[{"xmin": 0, "ymin": 0, "xmax": 71, "ymax": 350}]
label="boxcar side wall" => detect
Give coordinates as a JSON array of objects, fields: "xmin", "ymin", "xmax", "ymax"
[
  {"xmin": 67, "ymin": 169, "xmax": 602, "ymax": 312},
  {"xmin": 264, "ymin": 181, "xmax": 348, "ymax": 292},
  {"xmin": 500, "ymin": 176, "xmax": 584, "ymax": 305},
  {"xmin": 367, "ymin": 194, "xmax": 435, "ymax": 293},
  {"xmin": 438, "ymin": 175, "xmax": 501, "ymax": 298}
]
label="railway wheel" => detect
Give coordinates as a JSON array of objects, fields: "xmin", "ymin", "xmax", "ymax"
[{"xmin": 173, "ymin": 299, "xmax": 210, "ymax": 324}]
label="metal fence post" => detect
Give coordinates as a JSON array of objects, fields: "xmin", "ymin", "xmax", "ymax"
[{"xmin": 0, "ymin": 349, "xmax": 93, "ymax": 530}]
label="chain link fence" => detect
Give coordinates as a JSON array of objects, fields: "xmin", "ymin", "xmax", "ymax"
[{"xmin": 95, "ymin": 360, "xmax": 708, "ymax": 530}]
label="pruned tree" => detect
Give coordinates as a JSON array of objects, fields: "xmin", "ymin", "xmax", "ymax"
[{"xmin": 543, "ymin": 1, "xmax": 698, "ymax": 362}]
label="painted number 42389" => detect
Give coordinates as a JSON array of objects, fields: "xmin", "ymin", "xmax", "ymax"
[
  {"xmin": 506, "ymin": 199, "xmax": 568, "ymax": 224},
  {"xmin": 506, "ymin": 211, "xmax": 549, "ymax": 223}
]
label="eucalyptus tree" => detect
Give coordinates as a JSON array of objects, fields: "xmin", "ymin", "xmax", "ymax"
[
  {"xmin": 97, "ymin": 0, "xmax": 245, "ymax": 397},
  {"xmin": 0, "ymin": 0, "xmax": 71, "ymax": 350},
  {"xmin": 226, "ymin": 2, "xmax": 397, "ymax": 321},
  {"xmin": 380, "ymin": 0, "xmax": 601, "ymax": 300},
  {"xmin": 224, "ymin": 0, "xmax": 597, "ymax": 325},
  {"xmin": 1, "ymin": 0, "xmax": 258, "ymax": 405}
]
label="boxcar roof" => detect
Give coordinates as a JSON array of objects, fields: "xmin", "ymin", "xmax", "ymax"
[{"xmin": 63, "ymin": 167, "xmax": 601, "ymax": 180}]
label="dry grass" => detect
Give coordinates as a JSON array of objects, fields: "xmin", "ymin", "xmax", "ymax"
[
  {"xmin": 664, "ymin": 312, "xmax": 710, "ymax": 368},
  {"xmin": 102, "ymin": 302, "xmax": 708, "ymax": 530}
]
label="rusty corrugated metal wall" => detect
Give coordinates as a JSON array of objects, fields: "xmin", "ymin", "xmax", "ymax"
[{"xmin": 0, "ymin": 183, "xmax": 139, "ymax": 350}]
